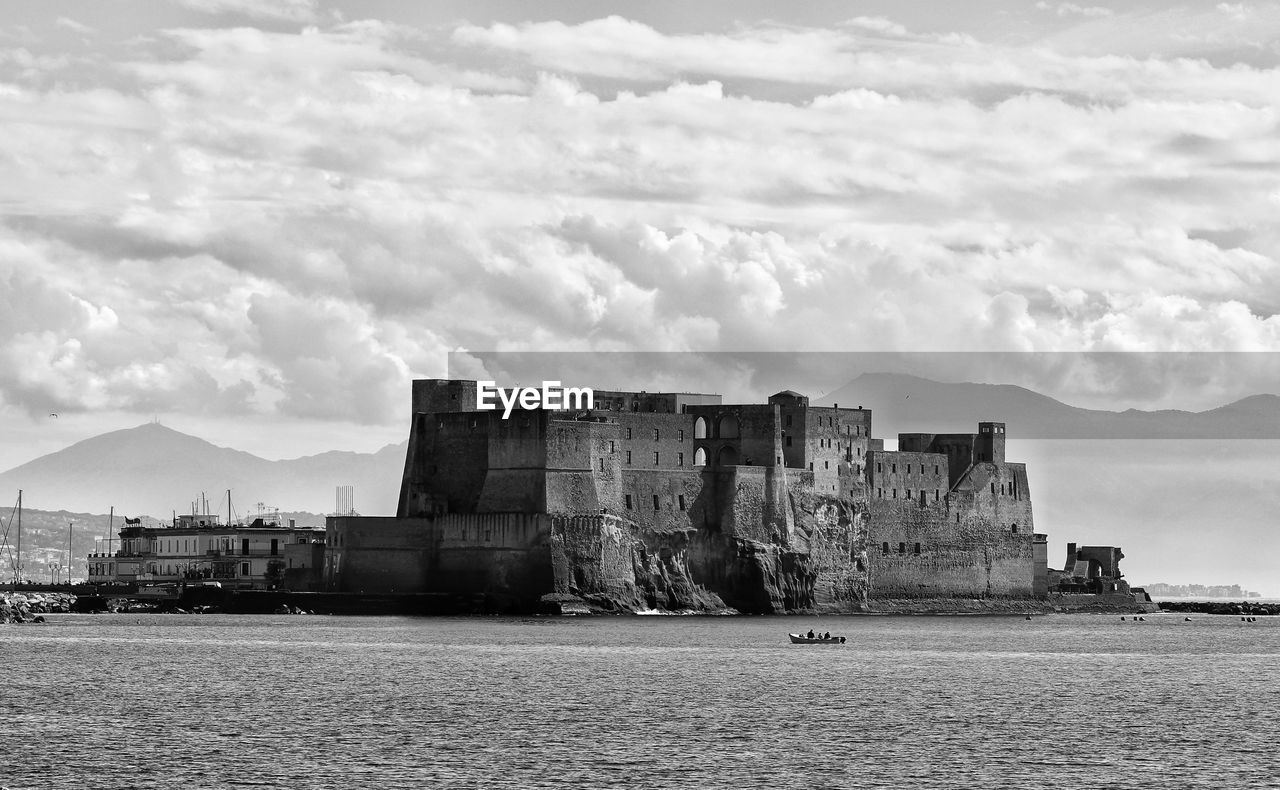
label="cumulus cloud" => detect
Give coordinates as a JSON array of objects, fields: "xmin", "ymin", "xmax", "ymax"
[{"xmin": 0, "ymin": 6, "xmax": 1277, "ymax": 444}]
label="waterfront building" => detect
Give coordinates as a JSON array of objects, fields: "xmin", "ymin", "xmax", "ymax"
[{"xmin": 88, "ymin": 513, "xmax": 325, "ymax": 590}]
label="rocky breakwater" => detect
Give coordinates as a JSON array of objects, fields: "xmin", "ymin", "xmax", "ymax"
[
  {"xmin": 1159, "ymin": 600, "xmax": 1277, "ymax": 616},
  {"xmin": 0, "ymin": 591, "xmax": 75, "ymax": 623}
]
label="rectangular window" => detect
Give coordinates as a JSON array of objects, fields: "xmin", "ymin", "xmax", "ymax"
[
  {"xmin": 610, "ymin": 441, "xmax": 615, "ymax": 452},
  {"xmin": 892, "ymin": 489, "xmax": 897, "ymax": 498},
  {"xmin": 598, "ymin": 458, "xmax": 605, "ymax": 471},
  {"xmin": 241, "ymin": 562, "xmax": 250, "ymax": 576},
  {"xmin": 824, "ymin": 461, "xmax": 829, "ymax": 469},
  {"xmin": 898, "ymin": 542, "xmax": 905, "ymax": 554},
  {"xmin": 626, "ymin": 451, "xmax": 632, "ymax": 465},
  {"xmin": 678, "ymin": 430, "xmax": 684, "ymax": 441},
  {"xmin": 678, "ymin": 452, "xmax": 684, "ymax": 467},
  {"xmin": 626, "ymin": 428, "xmax": 632, "ymax": 439},
  {"xmin": 653, "ymin": 495, "xmax": 660, "ymax": 511},
  {"xmin": 625, "ymin": 494, "xmax": 632, "ymax": 510},
  {"xmin": 892, "ymin": 463, "xmax": 896, "ymax": 473},
  {"xmin": 653, "ymin": 428, "xmax": 660, "ymax": 441},
  {"xmin": 786, "ymin": 436, "xmax": 792, "ymax": 447},
  {"xmin": 653, "ymin": 451, "xmax": 660, "ymax": 465},
  {"xmin": 877, "ymin": 488, "xmax": 882, "ymax": 498},
  {"xmin": 786, "ymin": 415, "xmax": 792, "ymax": 427},
  {"xmin": 678, "ymin": 495, "xmax": 686, "ymax": 511}
]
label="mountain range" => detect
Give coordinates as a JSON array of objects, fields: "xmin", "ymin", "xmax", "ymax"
[
  {"xmin": 817, "ymin": 373, "xmax": 1280, "ymax": 438},
  {"xmin": 0, "ymin": 423, "xmax": 407, "ymax": 519}
]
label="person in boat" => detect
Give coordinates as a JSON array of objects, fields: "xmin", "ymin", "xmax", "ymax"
[
  {"xmin": 806, "ymin": 629, "xmax": 815, "ymax": 639},
  {"xmin": 823, "ymin": 631, "xmax": 830, "ymax": 640}
]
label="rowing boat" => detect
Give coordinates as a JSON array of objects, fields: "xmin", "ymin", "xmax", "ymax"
[{"xmin": 783, "ymin": 632, "xmax": 844, "ymax": 642}]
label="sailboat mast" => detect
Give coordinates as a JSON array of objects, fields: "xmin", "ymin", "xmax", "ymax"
[
  {"xmin": 227, "ymin": 489, "xmax": 232, "ymax": 527},
  {"xmin": 67, "ymin": 521, "xmax": 73, "ymax": 584},
  {"xmin": 15, "ymin": 489, "xmax": 21, "ymax": 585},
  {"xmin": 107, "ymin": 506, "xmax": 114, "ymax": 558}
]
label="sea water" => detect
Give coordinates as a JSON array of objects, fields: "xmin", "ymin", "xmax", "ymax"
[{"xmin": 1, "ymin": 614, "xmax": 1275, "ymax": 789}]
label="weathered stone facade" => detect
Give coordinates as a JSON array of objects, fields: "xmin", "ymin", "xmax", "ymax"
[{"xmin": 325, "ymin": 380, "xmax": 1052, "ymax": 613}]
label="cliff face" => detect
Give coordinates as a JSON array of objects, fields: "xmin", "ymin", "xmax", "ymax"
[{"xmin": 545, "ymin": 492, "xmax": 869, "ymax": 615}]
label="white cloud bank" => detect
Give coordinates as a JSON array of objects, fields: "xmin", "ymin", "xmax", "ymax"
[{"xmin": 0, "ymin": 7, "xmax": 1277, "ymax": 438}]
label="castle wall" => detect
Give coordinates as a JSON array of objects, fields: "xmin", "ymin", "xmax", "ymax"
[
  {"xmin": 865, "ymin": 457, "xmax": 1037, "ymax": 598},
  {"xmin": 399, "ymin": 412, "xmax": 489, "ymax": 517},
  {"xmin": 324, "ymin": 516, "xmax": 435, "ymax": 593},
  {"xmin": 325, "ymin": 513, "xmax": 554, "ymax": 608}
]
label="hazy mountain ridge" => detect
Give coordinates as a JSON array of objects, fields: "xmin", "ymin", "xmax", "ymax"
[
  {"xmin": 0, "ymin": 423, "xmax": 407, "ymax": 518},
  {"xmin": 818, "ymin": 373, "xmax": 1280, "ymax": 438}
]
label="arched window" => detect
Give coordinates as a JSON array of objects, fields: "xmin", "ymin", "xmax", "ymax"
[
  {"xmin": 717, "ymin": 445, "xmax": 739, "ymax": 466},
  {"xmin": 694, "ymin": 447, "xmax": 707, "ymax": 466},
  {"xmin": 694, "ymin": 417, "xmax": 707, "ymax": 439},
  {"xmin": 1011, "ymin": 524, "xmax": 1019, "ymax": 534},
  {"xmin": 718, "ymin": 414, "xmax": 739, "ymax": 439}
]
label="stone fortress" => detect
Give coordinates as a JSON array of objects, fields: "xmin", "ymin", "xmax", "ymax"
[{"xmin": 324, "ymin": 379, "xmax": 1154, "ymax": 614}]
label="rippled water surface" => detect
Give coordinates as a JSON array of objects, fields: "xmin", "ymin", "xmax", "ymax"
[{"xmin": 2, "ymin": 613, "xmax": 1277, "ymax": 789}]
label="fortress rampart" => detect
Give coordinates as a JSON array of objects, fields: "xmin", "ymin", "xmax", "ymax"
[{"xmin": 328, "ymin": 379, "xmax": 1144, "ymax": 614}]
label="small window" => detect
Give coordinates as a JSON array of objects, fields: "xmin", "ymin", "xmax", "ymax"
[
  {"xmin": 1011, "ymin": 524, "xmax": 1019, "ymax": 534},
  {"xmin": 678, "ymin": 430, "xmax": 684, "ymax": 441},
  {"xmin": 877, "ymin": 462, "xmax": 882, "ymax": 473},
  {"xmin": 913, "ymin": 543, "xmax": 921, "ymax": 555},
  {"xmin": 882, "ymin": 542, "xmax": 889, "ymax": 555},
  {"xmin": 653, "ymin": 428, "xmax": 660, "ymax": 441},
  {"xmin": 678, "ymin": 495, "xmax": 686, "ymax": 511},
  {"xmin": 991, "ymin": 482, "xmax": 996, "ymax": 494},
  {"xmin": 934, "ymin": 465, "xmax": 939, "ymax": 474},
  {"xmin": 652, "ymin": 495, "xmax": 660, "ymax": 511},
  {"xmin": 892, "ymin": 463, "xmax": 896, "ymax": 473},
  {"xmin": 898, "ymin": 542, "xmax": 906, "ymax": 555},
  {"xmin": 786, "ymin": 415, "xmax": 792, "ymax": 427},
  {"xmin": 786, "ymin": 436, "xmax": 792, "ymax": 447},
  {"xmin": 678, "ymin": 452, "xmax": 684, "ymax": 467},
  {"xmin": 904, "ymin": 489, "xmax": 910, "ymax": 499},
  {"xmin": 892, "ymin": 489, "xmax": 897, "ymax": 498},
  {"xmin": 625, "ymin": 494, "xmax": 632, "ymax": 510},
  {"xmin": 653, "ymin": 451, "xmax": 660, "ymax": 465},
  {"xmin": 610, "ymin": 441, "xmax": 615, "ymax": 452},
  {"xmin": 877, "ymin": 488, "xmax": 883, "ymax": 498},
  {"xmin": 626, "ymin": 428, "xmax": 632, "ymax": 439},
  {"xmin": 598, "ymin": 458, "xmax": 605, "ymax": 471},
  {"xmin": 626, "ymin": 451, "xmax": 632, "ymax": 465},
  {"xmin": 824, "ymin": 461, "xmax": 829, "ymax": 469}
]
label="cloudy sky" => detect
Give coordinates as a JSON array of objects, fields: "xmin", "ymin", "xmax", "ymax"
[{"xmin": 1, "ymin": 0, "xmax": 1278, "ymax": 469}]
